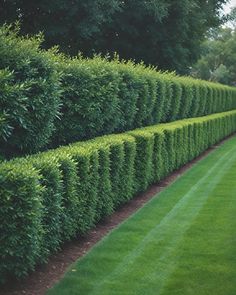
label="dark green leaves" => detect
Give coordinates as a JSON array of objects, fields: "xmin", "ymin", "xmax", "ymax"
[{"xmin": 0, "ymin": 25, "xmax": 61, "ymax": 158}]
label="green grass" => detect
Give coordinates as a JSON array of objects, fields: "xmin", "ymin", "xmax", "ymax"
[{"xmin": 47, "ymin": 136, "xmax": 236, "ymax": 295}]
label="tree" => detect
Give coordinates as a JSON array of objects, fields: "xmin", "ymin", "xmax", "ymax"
[
  {"xmin": 0, "ymin": 0, "xmax": 121, "ymax": 55},
  {"xmin": 227, "ymin": 6, "xmax": 236, "ymax": 27},
  {"xmin": 191, "ymin": 26, "xmax": 236, "ymax": 85},
  {"xmin": 94, "ymin": 0, "xmax": 228, "ymax": 73},
  {"xmin": 0, "ymin": 0, "xmax": 227, "ymax": 73}
]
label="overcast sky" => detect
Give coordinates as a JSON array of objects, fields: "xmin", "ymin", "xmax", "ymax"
[{"xmin": 223, "ymin": 0, "xmax": 236, "ymax": 14}]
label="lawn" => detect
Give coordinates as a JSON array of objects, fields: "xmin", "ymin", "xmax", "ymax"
[{"xmin": 47, "ymin": 136, "xmax": 236, "ymax": 295}]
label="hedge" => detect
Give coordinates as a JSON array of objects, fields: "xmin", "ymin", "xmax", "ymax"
[
  {"xmin": 1, "ymin": 110, "xmax": 236, "ymax": 283},
  {"xmin": 0, "ymin": 25, "xmax": 61, "ymax": 158},
  {"xmin": 51, "ymin": 56, "xmax": 236, "ymax": 146},
  {"xmin": 1, "ymin": 25, "xmax": 236, "ymax": 157}
]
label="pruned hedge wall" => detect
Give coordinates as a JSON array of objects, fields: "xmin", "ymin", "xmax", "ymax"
[
  {"xmin": 1, "ymin": 25, "xmax": 236, "ymax": 158},
  {"xmin": 52, "ymin": 57, "xmax": 236, "ymax": 146},
  {"xmin": 1, "ymin": 110, "xmax": 236, "ymax": 283}
]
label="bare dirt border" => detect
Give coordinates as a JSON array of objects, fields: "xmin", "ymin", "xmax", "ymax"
[{"xmin": 1, "ymin": 134, "xmax": 235, "ymax": 295}]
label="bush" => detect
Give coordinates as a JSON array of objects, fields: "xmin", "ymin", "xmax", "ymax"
[
  {"xmin": 52, "ymin": 56, "xmax": 121, "ymax": 145},
  {"xmin": 0, "ymin": 162, "xmax": 42, "ymax": 282},
  {"xmin": 128, "ymin": 130, "xmax": 154, "ymax": 192},
  {"xmin": 111, "ymin": 61, "xmax": 139, "ymax": 132},
  {"xmin": 0, "ymin": 25, "xmax": 61, "ymax": 158},
  {"xmin": 33, "ymin": 159, "xmax": 63, "ymax": 260}
]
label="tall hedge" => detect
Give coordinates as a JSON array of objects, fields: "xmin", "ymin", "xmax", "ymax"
[
  {"xmin": 1, "ymin": 110, "xmax": 236, "ymax": 283},
  {"xmin": 0, "ymin": 25, "xmax": 61, "ymax": 158},
  {"xmin": 1, "ymin": 26, "xmax": 236, "ymax": 157},
  {"xmin": 52, "ymin": 56, "xmax": 236, "ymax": 146}
]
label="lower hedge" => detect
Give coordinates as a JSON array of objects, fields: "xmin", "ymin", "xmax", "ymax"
[{"xmin": 1, "ymin": 110, "xmax": 236, "ymax": 283}]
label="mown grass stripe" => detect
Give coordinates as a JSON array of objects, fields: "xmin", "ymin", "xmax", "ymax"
[{"xmin": 91, "ymin": 142, "xmax": 236, "ymax": 295}]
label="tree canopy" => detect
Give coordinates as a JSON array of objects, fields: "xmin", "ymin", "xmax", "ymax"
[
  {"xmin": 191, "ymin": 6, "xmax": 236, "ymax": 86},
  {"xmin": 93, "ymin": 0, "xmax": 228, "ymax": 73},
  {"xmin": 0, "ymin": 0, "xmax": 228, "ymax": 73}
]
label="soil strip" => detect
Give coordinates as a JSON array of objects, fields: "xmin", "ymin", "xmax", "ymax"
[{"xmin": 1, "ymin": 135, "xmax": 234, "ymax": 295}]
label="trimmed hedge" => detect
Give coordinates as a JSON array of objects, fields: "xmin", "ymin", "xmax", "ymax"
[
  {"xmin": 52, "ymin": 56, "xmax": 236, "ymax": 146},
  {"xmin": 1, "ymin": 110, "xmax": 236, "ymax": 283},
  {"xmin": 1, "ymin": 25, "xmax": 236, "ymax": 157},
  {"xmin": 0, "ymin": 25, "xmax": 61, "ymax": 158}
]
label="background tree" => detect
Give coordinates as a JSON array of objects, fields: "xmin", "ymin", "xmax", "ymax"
[
  {"xmin": 191, "ymin": 6, "xmax": 236, "ymax": 86},
  {"xmin": 0, "ymin": 0, "xmax": 228, "ymax": 73},
  {"xmin": 0, "ymin": 0, "xmax": 121, "ymax": 54},
  {"xmin": 94, "ymin": 0, "xmax": 228, "ymax": 73}
]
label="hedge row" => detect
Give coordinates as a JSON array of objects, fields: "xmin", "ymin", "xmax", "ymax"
[
  {"xmin": 1, "ymin": 110, "xmax": 236, "ymax": 283},
  {"xmin": 0, "ymin": 25, "xmax": 61, "ymax": 158},
  {"xmin": 52, "ymin": 56, "xmax": 236, "ymax": 145},
  {"xmin": 1, "ymin": 25, "xmax": 236, "ymax": 158}
]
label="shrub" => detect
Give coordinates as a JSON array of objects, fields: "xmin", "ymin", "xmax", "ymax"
[
  {"xmin": 128, "ymin": 130, "xmax": 154, "ymax": 192},
  {"xmin": 33, "ymin": 159, "xmax": 63, "ymax": 260},
  {"xmin": 0, "ymin": 162, "xmax": 42, "ymax": 282},
  {"xmin": 52, "ymin": 56, "xmax": 121, "ymax": 145},
  {"xmin": 0, "ymin": 25, "xmax": 61, "ymax": 158},
  {"xmin": 176, "ymin": 78, "xmax": 193, "ymax": 119},
  {"xmin": 165, "ymin": 74, "xmax": 182, "ymax": 122},
  {"xmin": 111, "ymin": 61, "xmax": 139, "ymax": 132},
  {"xmin": 95, "ymin": 146, "xmax": 113, "ymax": 220},
  {"xmin": 151, "ymin": 75, "xmax": 166, "ymax": 123}
]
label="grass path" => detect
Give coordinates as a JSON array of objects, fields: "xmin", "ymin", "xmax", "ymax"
[{"xmin": 47, "ymin": 136, "xmax": 236, "ymax": 295}]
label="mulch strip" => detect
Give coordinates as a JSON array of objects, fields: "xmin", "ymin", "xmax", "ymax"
[{"xmin": 1, "ymin": 135, "xmax": 234, "ymax": 295}]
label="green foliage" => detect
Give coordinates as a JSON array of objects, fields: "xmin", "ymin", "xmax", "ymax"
[
  {"xmin": 95, "ymin": 147, "xmax": 113, "ymax": 220},
  {"xmin": 191, "ymin": 27, "xmax": 236, "ymax": 86},
  {"xmin": 132, "ymin": 65, "xmax": 156, "ymax": 128},
  {"xmin": 61, "ymin": 147, "xmax": 99, "ymax": 234},
  {"xmin": 168, "ymin": 79, "xmax": 182, "ymax": 121},
  {"xmin": 0, "ymin": 25, "xmax": 61, "ymax": 158},
  {"xmin": 53, "ymin": 56, "xmax": 121, "ymax": 144},
  {"xmin": 51, "ymin": 56, "xmax": 236, "ymax": 146},
  {"xmin": 111, "ymin": 61, "xmax": 139, "ymax": 131},
  {"xmin": 0, "ymin": 0, "xmax": 121, "ymax": 55},
  {"xmin": 121, "ymin": 138, "xmax": 136, "ymax": 203},
  {"xmin": 56, "ymin": 156, "xmax": 79, "ymax": 240},
  {"xmin": 129, "ymin": 130, "xmax": 154, "ymax": 192},
  {"xmin": 0, "ymin": 163, "xmax": 42, "ymax": 282},
  {"xmin": 33, "ymin": 159, "xmax": 63, "ymax": 260},
  {"xmin": 0, "ymin": 1, "xmax": 227, "ymax": 73},
  {"xmin": 176, "ymin": 78, "xmax": 194, "ymax": 119},
  {"xmin": 95, "ymin": 0, "xmax": 227, "ymax": 73},
  {"xmin": 0, "ymin": 25, "xmax": 235, "ymax": 155},
  {"xmin": 1, "ymin": 110, "xmax": 236, "ymax": 283},
  {"xmin": 100, "ymin": 140, "xmax": 125, "ymax": 209},
  {"xmin": 147, "ymin": 130, "xmax": 165, "ymax": 183},
  {"xmin": 151, "ymin": 75, "xmax": 166, "ymax": 123}
]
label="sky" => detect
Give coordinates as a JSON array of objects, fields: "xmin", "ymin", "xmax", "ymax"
[{"xmin": 222, "ymin": 0, "xmax": 236, "ymax": 14}]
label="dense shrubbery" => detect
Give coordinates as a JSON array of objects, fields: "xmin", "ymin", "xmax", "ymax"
[
  {"xmin": 1, "ymin": 25, "xmax": 236, "ymax": 158},
  {"xmin": 53, "ymin": 56, "xmax": 121, "ymax": 144},
  {"xmin": 0, "ymin": 25, "xmax": 61, "ymax": 158},
  {"xmin": 52, "ymin": 56, "xmax": 236, "ymax": 146},
  {"xmin": 1, "ymin": 110, "xmax": 236, "ymax": 283}
]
